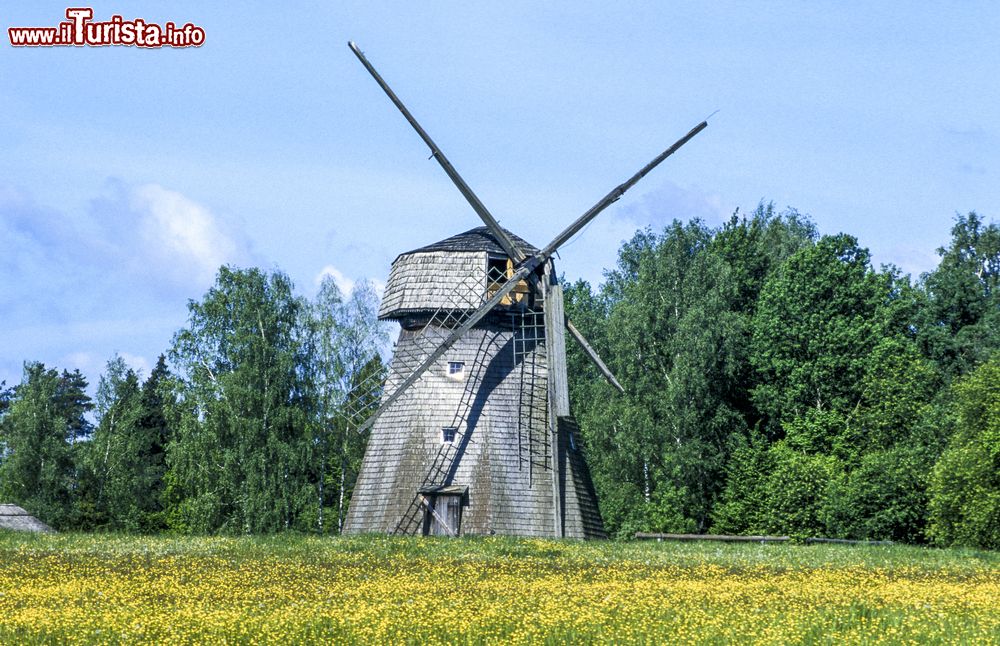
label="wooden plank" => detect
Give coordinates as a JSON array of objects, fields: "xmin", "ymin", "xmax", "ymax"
[
  {"xmin": 634, "ymin": 533, "xmax": 790, "ymax": 543},
  {"xmin": 544, "ymin": 282, "xmax": 570, "ymax": 417},
  {"xmin": 544, "ymin": 264, "xmax": 564, "ymax": 539},
  {"xmin": 804, "ymin": 537, "xmax": 894, "ymax": 546},
  {"xmin": 565, "ymin": 320, "xmax": 624, "ymax": 394}
]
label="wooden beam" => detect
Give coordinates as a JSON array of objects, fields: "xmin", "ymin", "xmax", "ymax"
[
  {"xmin": 804, "ymin": 537, "xmax": 894, "ymax": 546},
  {"xmin": 545, "ymin": 281, "xmax": 571, "ymax": 417},
  {"xmin": 565, "ymin": 320, "xmax": 624, "ymax": 394},
  {"xmin": 539, "ymin": 121, "xmax": 708, "ymax": 261},
  {"xmin": 634, "ymin": 533, "xmax": 790, "ymax": 543},
  {"xmin": 544, "ymin": 263, "xmax": 564, "ymax": 538},
  {"xmin": 348, "ymin": 41, "xmax": 524, "ymax": 263}
]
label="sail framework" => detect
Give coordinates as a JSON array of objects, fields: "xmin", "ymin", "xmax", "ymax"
[{"xmin": 341, "ymin": 41, "xmax": 706, "ymax": 539}]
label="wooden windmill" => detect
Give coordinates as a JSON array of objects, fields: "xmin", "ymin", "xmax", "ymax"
[{"xmin": 341, "ymin": 42, "xmax": 706, "ymax": 538}]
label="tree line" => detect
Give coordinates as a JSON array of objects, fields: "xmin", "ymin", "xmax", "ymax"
[
  {"xmin": 1, "ymin": 206, "xmax": 997, "ymax": 549},
  {"xmin": 0, "ymin": 269, "xmax": 388, "ymax": 535},
  {"xmin": 565, "ymin": 206, "xmax": 999, "ymax": 549}
]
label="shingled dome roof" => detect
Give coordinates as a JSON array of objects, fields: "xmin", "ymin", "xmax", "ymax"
[{"xmin": 400, "ymin": 226, "xmax": 538, "ymax": 259}]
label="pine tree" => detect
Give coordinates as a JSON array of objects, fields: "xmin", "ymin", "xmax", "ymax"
[{"xmin": 0, "ymin": 363, "xmax": 82, "ymax": 528}]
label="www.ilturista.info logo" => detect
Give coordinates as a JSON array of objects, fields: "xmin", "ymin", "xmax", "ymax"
[{"xmin": 8, "ymin": 8, "xmax": 205, "ymax": 48}]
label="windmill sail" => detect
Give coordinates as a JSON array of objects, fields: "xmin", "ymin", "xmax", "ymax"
[
  {"xmin": 347, "ymin": 41, "xmax": 637, "ymax": 395},
  {"xmin": 342, "ymin": 41, "xmax": 707, "ymax": 538}
]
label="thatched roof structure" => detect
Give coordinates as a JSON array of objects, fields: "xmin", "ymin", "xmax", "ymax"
[{"xmin": 0, "ymin": 504, "xmax": 54, "ymax": 533}]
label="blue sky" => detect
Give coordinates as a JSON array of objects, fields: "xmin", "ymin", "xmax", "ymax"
[{"xmin": 2, "ymin": 1, "xmax": 999, "ymax": 389}]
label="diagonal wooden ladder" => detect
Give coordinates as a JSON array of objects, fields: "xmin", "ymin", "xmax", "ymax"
[{"xmin": 392, "ymin": 331, "xmax": 499, "ymax": 535}]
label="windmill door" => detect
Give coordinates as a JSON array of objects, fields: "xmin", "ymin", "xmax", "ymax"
[{"xmin": 419, "ymin": 486, "xmax": 467, "ymax": 537}]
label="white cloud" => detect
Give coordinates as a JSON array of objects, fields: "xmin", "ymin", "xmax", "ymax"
[
  {"xmin": 60, "ymin": 352, "xmax": 101, "ymax": 380},
  {"xmin": 130, "ymin": 184, "xmax": 248, "ymax": 286},
  {"xmin": 0, "ymin": 182, "xmax": 257, "ymax": 396},
  {"xmin": 313, "ymin": 265, "xmax": 387, "ymax": 298},
  {"xmin": 315, "ymin": 264, "xmax": 355, "ymax": 295},
  {"xmin": 119, "ymin": 352, "xmax": 151, "ymax": 378}
]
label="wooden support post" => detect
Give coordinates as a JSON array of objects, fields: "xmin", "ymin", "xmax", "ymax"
[
  {"xmin": 543, "ymin": 262, "xmax": 564, "ymax": 538},
  {"xmin": 565, "ymin": 319, "xmax": 624, "ymax": 394},
  {"xmin": 545, "ymin": 284, "xmax": 571, "ymax": 417}
]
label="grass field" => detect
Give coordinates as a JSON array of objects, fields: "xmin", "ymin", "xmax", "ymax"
[{"xmin": 0, "ymin": 532, "xmax": 997, "ymax": 644}]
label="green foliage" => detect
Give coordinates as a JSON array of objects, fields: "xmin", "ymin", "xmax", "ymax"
[
  {"xmin": 581, "ymin": 220, "xmax": 740, "ymax": 533},
  {"xmin": 162, "ymin": 267, "xmax": 387, "ymax": 536},
  {"xmin": 782, "ymin": 409, "xmax": 848, "ymax": 456},
  {"xmin": 304, "ymin": 276, "xmax": 387, "ymax": 534},
  {"xmin": 54, "ymin": 369, "xmax": 94, "ymax": 444},
  {"xmin": 710, "ymin": 429, "xmax": 772, "ymax": 534},
  {"xmin": 916, "ymin": 212, "xmax": 1000, "ymax": 378},
  {"xmin": 568, "ymin": 206, "xmax": 816, "ymax": 537},
  {"xmin": 928, "ymin": 355, "xmax": 1000, "ymax": 549},
  {"xmin": 78, "ymin": 355, "xmax": 173, "ymax": 532},
  {"xmin": 166, "ymin": 267, "xmax": 317, "ymax": 534},
  {"xmin": 733, "ymin": 237, "xmax": 943, "ymax": 540},
  {"xmin": 845, "ymin": 337, "xmax": 939, "ymax": 459},
  {"xmin": 825, "ymin": 444, "xmax": 936, "ymax": 543},
  {"xmin": 79, "ymin": 357, "xmax": 142, "ymax": 528},
  {"xmin": 4, "ymin": 204, "xmax": 997, "ymax": 546},
  {"xmin": 0, "ymin": 363, "xmax": 89, "ymax": 529},
  {"xmin": 751, "ymin": 234, "xmax": 894, "ymax": 428},
  {"xmin": 137, "ymin": 355, "xmax": 173, "ymax": 530},
  {"xmin": 759, "ymin": 442, "xmax": 838, "ymax": 537},
  {"xmin": 0, "ymin": 382, "xmax": 12, "ymax": 419}
]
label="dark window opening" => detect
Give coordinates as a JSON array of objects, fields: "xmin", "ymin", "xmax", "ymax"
[{"xmin": 442, "ymin": 427, "xmax": 457, "ymax": 443}]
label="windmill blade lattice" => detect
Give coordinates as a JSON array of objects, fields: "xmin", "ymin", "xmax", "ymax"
[
  {"xmin": 341, "ymin": 41, "xmax": 709, "ymax": 540},
  {"xmin": 336, "ymin": 261, "xmax": 528, "ymax": 433},
  {"xmin": 349, "ymin": 42, "xmax": 709, "ymax": 398}
]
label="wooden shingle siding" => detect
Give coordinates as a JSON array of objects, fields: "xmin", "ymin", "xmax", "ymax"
[
  {"xmin": 404, "ymin": 226, "xmax": 539, "ymax": 257},
  {"xmin": 345, "ymin": 227, "xmax": 606, "ymax": 539},
  {"xmin": 379, "ymin": 251, "xmax": 487, "ymax": 319}
]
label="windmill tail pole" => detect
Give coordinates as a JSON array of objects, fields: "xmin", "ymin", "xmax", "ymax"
[
  {"xmin": 565, "ymin": 319, "xmax": 624, "ymax": 394},
  {"xmin": 539, "ymin": 120, "xmax": 708, "ymax": 259}
]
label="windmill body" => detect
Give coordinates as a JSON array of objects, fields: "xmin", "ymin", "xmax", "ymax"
[
  {"xmin": 344, "ymin": 228, "xmax": 605, "ymax": 538},
  {"xmin": 340, "ymin": 41, "xmax": 705, "ymax": 539}
]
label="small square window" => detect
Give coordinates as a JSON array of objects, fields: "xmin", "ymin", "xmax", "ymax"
[
  {"xmin": 442, "ymin": 427, "xmax": 457, "ymax": 444},
  {"xmin": 447, "ymin": 361, "xmax": 465, "ymax": 379}
]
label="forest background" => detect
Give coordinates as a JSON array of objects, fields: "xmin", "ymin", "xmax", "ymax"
[{"xmin": 2, "ymin": 206, "xmax": 998, "ymax": 550}]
